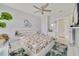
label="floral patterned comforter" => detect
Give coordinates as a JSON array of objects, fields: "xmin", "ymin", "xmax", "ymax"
[{"xmin": 19, "ymin": 32, "xmax": 53, "ymax": 55}]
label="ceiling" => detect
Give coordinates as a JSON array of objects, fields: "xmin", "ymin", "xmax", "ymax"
[{"xmin": 3, "ymin": 3, "xmax": 76, "ymax": 18}]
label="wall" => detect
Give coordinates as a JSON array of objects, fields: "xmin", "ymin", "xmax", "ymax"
[{"xmin": 0, "ymin": 4, "xmax": 41, "ymax": 38}]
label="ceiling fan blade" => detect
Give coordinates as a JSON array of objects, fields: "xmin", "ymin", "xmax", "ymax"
[
  {"xmin": 43, "ymin": 3, "xmax": 49, "ymax": 8},
  {"xmin": 33, "ymin": 5, "xmax": 41, "ymax": 10},
  {"xmin": 34, "ymin": 10, "xmax": 40, "ymax": 13},
  {"xmin": 44, "ymin": 10, "xmax": 52, "ymax": 12}
]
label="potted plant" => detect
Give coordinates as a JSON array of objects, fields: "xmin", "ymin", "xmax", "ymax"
[{"xmin": 0, "ymin": 12, "xmax": 13, "ymax": 56}]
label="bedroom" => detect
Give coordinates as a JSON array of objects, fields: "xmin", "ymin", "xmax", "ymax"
[{"xmin": 0, "ymin": 3, "xmax": 78, "ymax": 56}]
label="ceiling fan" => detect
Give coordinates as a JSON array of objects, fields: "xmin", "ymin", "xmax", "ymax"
[{"xmin": 33, "ymin": 3, "xmax": 52, "ymax": 15}]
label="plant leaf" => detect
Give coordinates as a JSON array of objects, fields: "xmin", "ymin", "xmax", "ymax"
[
  {"xmin": 0, "ymin": 12, "xmax": 13, "ymax": 20},
  {"xmin": 0, "ymin": 22, "xmax": 6, "ymax": 28}
]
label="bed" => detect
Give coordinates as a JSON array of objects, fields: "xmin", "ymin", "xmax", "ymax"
[{"xmin": 9, "ymin": 28, "xmax": 55, "ymax": 56}]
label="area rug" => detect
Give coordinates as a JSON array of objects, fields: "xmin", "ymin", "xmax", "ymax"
[{"xmin": 46, "ymin": 42, "xmax": 68, "ymax": 56}]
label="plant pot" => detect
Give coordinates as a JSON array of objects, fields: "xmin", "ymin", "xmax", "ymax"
[{"xmin": 0, "ymin": 42, "xmax": 9, "ymax": 56}]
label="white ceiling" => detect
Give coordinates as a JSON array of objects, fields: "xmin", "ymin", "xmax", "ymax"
[{"xmin": 3, "ymin": 3, "xmax": 76, "ymax": 18}]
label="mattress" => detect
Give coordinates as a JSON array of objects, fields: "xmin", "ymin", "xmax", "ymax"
[{"xmin": 19, "ymin": 33, "xmax": 55, "ymax": 56}]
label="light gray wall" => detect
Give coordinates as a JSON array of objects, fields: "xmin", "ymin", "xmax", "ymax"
[{"xmin": 0, "ymin": 4, "xmax": 41, "ymax": 38}]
